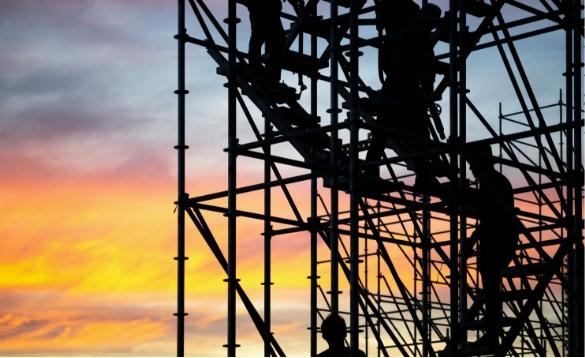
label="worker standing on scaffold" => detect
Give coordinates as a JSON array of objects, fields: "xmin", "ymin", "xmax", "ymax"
[
  {"xmin": 465, "ymin": 143, "xmax": 519, "ymax": 353},
  {"xmin": 366, "ymin": 0, "xmax": 441, "ymax": 190},
  {"xmin": 245, "ymin": 0, "xmax": 286, "ymax": 82}
]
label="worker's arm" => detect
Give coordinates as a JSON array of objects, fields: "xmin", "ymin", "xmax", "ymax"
[{"xmin": 463, "ymin": 229, "xmax": 479, "ymax": 258}]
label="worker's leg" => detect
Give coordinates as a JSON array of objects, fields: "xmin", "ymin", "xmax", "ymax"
[
  {"xmin": 481, "ymin": 266, "xmax": 502, "ymax": 349},
  {"xmin": 266, "ymin": 25, "xmax": 285, "ymax": 81},
  {"xmin": 365, "ymin": 131, "xmax": 385, "ymax": 178},
  {"xmin": 248, "ymin": 22, "xmax": 264, "ymax": 73},
  {"xmin": 407, "ymin": 98, "xmax": 433, "ymax": 190}
]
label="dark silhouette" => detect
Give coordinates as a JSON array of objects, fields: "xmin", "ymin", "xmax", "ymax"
[
  {"xmin": 246, "ymin": 0, "xmax": 286, "ymax": 82},
  {"xmin": 465, "ymin": 143, "xmax": 519, "ymax": 352},
  {"xmin": 317, "ymin": 314, "xmax": 365, "ymax": 357},
  {"xmin": 366, "ymin": 1, "xmax": 441, "ymax": 189},
  {"xmin": 374, "ymin": 0, "xmax": 420, "ymax": 34}
]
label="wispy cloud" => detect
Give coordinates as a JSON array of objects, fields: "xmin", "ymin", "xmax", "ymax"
[{"xmin": 0, "ymin": 291, "xmax": 174, "ymax": 355}]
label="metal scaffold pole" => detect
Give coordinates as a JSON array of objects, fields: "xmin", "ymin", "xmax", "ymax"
[
  {"xmin": 329, "ymin": 0, "xmax": 340, "ymax": 316},
  {"xmin": 564, "ymin": 1, "xmax": 575, "ymax": 355},
  {"xmin": 175, "ymin": 0, "xmax": 187, "ymax": 355},
  {"xmin": 310, "ymin": 176, "xmax": 318, "ymax": 357},
  {"xmin": 348, "ymin": 0, "xmax": 360, "ymax": 354},
  {"xmin": 457, "ymin": 0, "xmax": 468, "ymax": 351},
  {"xmin": 571, "ymin": 0, "xmax": 583, "ymax": 352},
  {"xmin": 309, "ymin": 1, "xmax": 319, "ymax": 353},
  {"xmin": 568, "ymin": 0, "xmax": 584, "ymax": 355},
  {"xmin": 263, "ymin": 113, "xmax": 272, "ymax": 357},
  {"xmin": 448, "ymin": 0, "xmax": 459, "ymax": 353},
  {"xmin": 420, "ymin": 5, "xmax": 432, "ymax": 352},
  {"xmin": 421, "ymin": 197, "xmax": 430, "ymax": 357},
  {"xmin": 226, "ymin": 0, "xmax": 238, "ymax": 355}
]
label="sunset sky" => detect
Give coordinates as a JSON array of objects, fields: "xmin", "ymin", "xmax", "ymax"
[{"xmin": 0, "ymin": 0, "xmax": 570, "ymax": 356}]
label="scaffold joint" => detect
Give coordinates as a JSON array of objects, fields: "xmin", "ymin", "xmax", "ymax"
[
  {"xmin": 173, "ymin": 32, "xmax": 189, "ymax": 41},
  {"xmin": 222, "ymin": 17, "xmax": 241, "ymax": 25},
  {"xmin": 223, "ymin": 278, "xmax": 241, "ymax": 283}
]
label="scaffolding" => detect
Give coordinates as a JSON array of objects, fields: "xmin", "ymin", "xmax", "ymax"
[{"xmin": 175, "ymin": 0, "xmax": 583, "ymax": 356}]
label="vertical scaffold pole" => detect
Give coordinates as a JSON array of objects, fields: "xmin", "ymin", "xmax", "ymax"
[
  {"xmin": 349, "ymin": 0, "xmax": 360, "ymax": 354},
  {"xmin": 310, "ymin": 179, "xmax": 318, "ymax": 356},
  {"xmin": 499, "ymin": 102, "xmax": 503, "ymax": 173},
  {"xmin": 263, "ymin": 114, "xmax": 272, "ymax": 357},
  {"xmin": 457, "ymin": 0, "xmax": 468, "ymax": 350},
  {"xmin": 420, "ymin": 2, "xmax": 430, "ymax": 355},
  {"xmin": 226, "ymin": 0, "xmax": 238, "ymax": 355},
  {"xmin": 310, "ymin": 1, "xmax": 319, "ymax": 353},
  {"xmin": 448, "ymin": 0, "xmax": 460, "ymax": 353},
  {"xmin": 421, "ymin": 196, "xmax": 430, "ymax": 357},
  {"xmin": 329, "ymin": 0, "xmax": 340, "ymax": 316},
  {"xmin": 570, "ymin": 0, "xmax": 584, "ymax": 355},
  {"xmin": 376, "ymin": 201, "xmax": 382, "ymax": 357},
  {"xmin": 175, "ymin": 0, "xmax": 187, "ymax": 355},
  {"xmin": 573, "ymin": 0, "xmax": 583, "ymax": 353},
  {"xmin": 559, "ymin": 89, "xmax": 566, "ymax": 358},
  {"xmin": 565, "ymin": 1, "xmax": 575, "ymax": 355}
]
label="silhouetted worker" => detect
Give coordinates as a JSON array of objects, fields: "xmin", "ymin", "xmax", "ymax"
[
  {"xmin": 366, "ymin": 1, "xmax": 442, "ymax": 189},
  {"xmin": 246, "ymin": 0, "xmax": 286, "ymax": 82},
  {"xmin": 465, "ymin": 143, "xmax": 519, "ymax": 352},
  {"xmin": 317, "ymin": 314, "xmax": 365, "ymax": 357}
]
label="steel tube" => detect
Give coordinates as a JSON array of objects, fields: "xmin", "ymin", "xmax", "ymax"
[
  {"xmin": 310, "ymin": 2, "xmax": 319, "ymax": 353},
  {"xmin": 176, "ymin": 0, "xmax": 187, "ymax": 355},
  {"xmin": 448, "ymin": 0, "xmax": 459, "ymax": 353},
  {"xmin": 572, "ymin": 0, "xmax": 584, "ymax": 354},
  {"xmin": 569, "ymin": 0, "xmax": 584, "ymax": 354},
  {"xmin": 348, "ymin": 0, "xmax": 360, "ymax": 353},
  {"xmin": 226, "ymin": 0, "xmax": 238, "ymax": 354},
  {"xmin": 263, "ymin": 114, "xmax": 272, "ymax": 356},
  {"xmin": 565, "ymin": 1, "xmax": 576, "ymax": 355},
  {"xmin": 329, "ymin": 0, "xmax": 340, "ymax": 316},
  {"xmin": 457, "ymin": 1, "xmax": 467, "ymax": 351}
]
